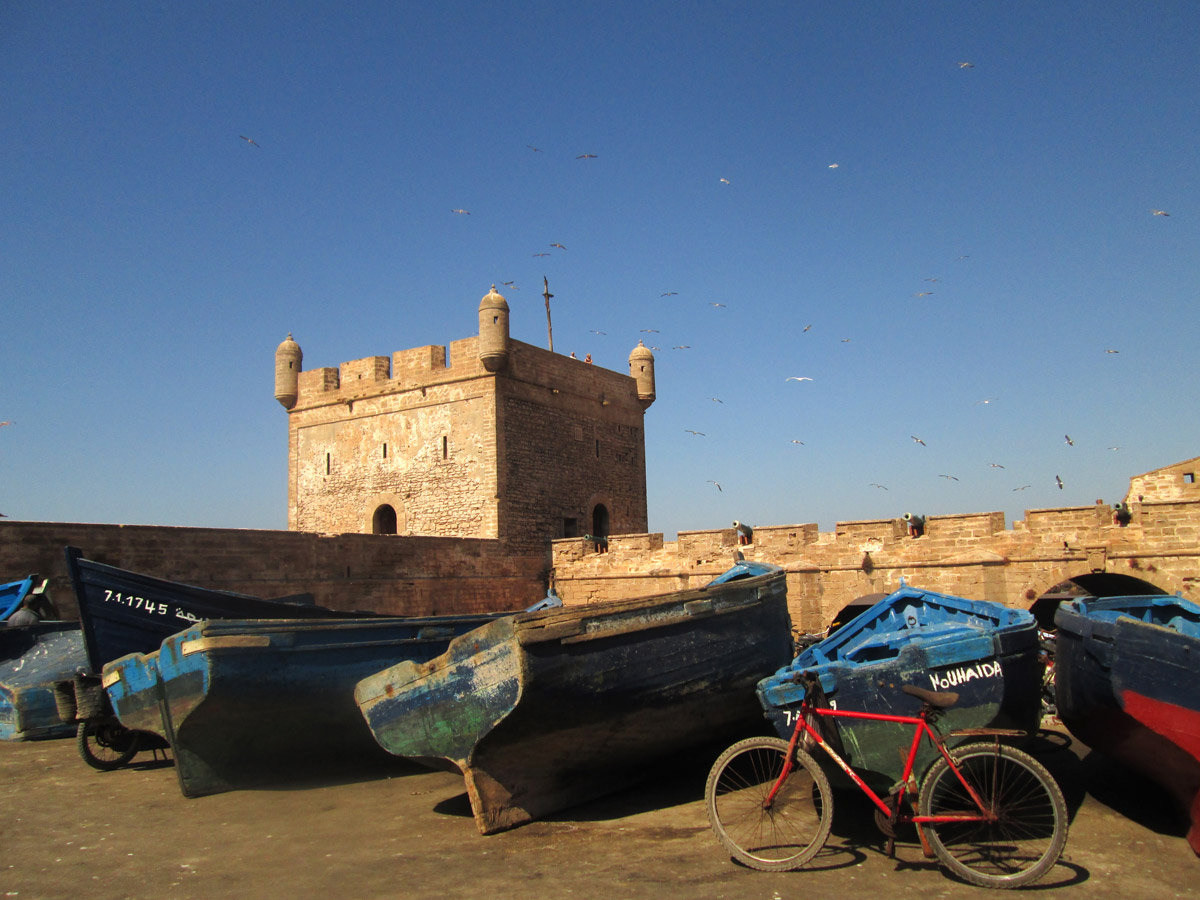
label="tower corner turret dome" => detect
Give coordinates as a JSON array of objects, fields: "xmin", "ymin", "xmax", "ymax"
[
  {"xmin": 274, "ymin": 332, "xmax": 303, "ymax": 409},
  {"xmin": 478, "ymin": 285, "xmax": 511, "ymax": 372}
]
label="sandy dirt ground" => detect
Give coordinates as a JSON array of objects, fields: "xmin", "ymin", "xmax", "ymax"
[{"xmin": 1, "ymin": 723, "xmax": 1196, "ymax": 900}]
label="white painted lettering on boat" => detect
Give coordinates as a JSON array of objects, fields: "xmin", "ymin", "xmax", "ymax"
[
  {"xmin": 929, "ymin": 660, "xmax": 1001, "ymax": 691},
  {"xmin": 101, "ymin": 589, "xmax": 170, "ymax": 617}
]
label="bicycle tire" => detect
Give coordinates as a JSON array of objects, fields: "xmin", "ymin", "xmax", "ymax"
[
  {"xmin": 705, "ymin": 736, "xmax": 833, "ymax": 871},
  {"xmin": 918, "ymin": 742, "xmax": 1067, "ymax": 888},
  {"xmin": 77, "ymin": 718, "xmax": 141, "ymax": 771}
]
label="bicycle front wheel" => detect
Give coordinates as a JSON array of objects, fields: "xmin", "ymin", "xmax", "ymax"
[
  {"xmin": 918, "ymin": 743, "xmax": 1067, "ymax": 888},
  {"xmin": 705, "ymin": 736, "xmax": 832, "ymax": 871}
]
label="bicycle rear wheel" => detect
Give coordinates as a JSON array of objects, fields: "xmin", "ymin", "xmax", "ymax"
[
  {"xmin": 919, "ymin": 743, "xmax": 1067, "ymax": 888},
  {"xmin": 705, "ymin": 736, "xmax": 832, "ymax": 871}
]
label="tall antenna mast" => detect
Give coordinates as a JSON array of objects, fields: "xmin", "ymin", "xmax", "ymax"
[{"xmin": 542, "ymin": 276, "xmax": 554, "ymax": 352}]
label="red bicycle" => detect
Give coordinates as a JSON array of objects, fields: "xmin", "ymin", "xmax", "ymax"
[{"xmin": 705, "ymin": 674, "xmax": 1068, "ymax": 888}]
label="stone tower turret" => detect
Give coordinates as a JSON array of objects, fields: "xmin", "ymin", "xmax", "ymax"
[
  {"xmin": 629, "ymin": 340, "xmax": 656, "ymax": 409},
  {"xmin": 477, "ymin": 285, "xmax": 510, "ymax": 372},
  {"xmin": 274, "ymin": 333, "xmax": 303, "ymax": 409}
]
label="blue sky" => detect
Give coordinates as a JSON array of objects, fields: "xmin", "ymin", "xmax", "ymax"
[{"xmin": 2, "ymin": 2, "xmax": 1197, "ymax": 538}]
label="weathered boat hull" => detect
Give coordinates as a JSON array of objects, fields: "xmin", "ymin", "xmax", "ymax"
[
  {"xmin": 1, "ymin": 576, "xmax": 37, "ymax": 622},
  {"xmin": 103, "ymin": 613, "xmax": 506, "ymax": 797},
  {"xmin": 759, "ymin": 584, "xmax": 1041, "ymax": 788},
  {"xmin": 65, "ymin": 546, "xmax": 366, "ymax": 675},
  {"xmin": 1055, "ymin": 595, "xmax": 1200, "ymax": 855},
  {"xmin": 0, "ymin": 623, "xmax": 89, "ymax": 740},
  {"xmin": 355, "ymin": 563, "xmax": 793, "ymax": 834}
]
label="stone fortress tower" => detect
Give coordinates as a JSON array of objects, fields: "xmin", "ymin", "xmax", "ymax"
[{"xmin": 275, "ymin": 287, "xmax": 655, "ymax": 553}]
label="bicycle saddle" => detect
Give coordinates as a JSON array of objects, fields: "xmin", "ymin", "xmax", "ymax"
[{"xmin": 902, "ymin": 684, "xmax": 960, "ymax": 708}]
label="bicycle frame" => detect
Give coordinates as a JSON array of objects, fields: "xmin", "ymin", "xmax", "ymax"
[{"xmin": 768, "ymin": 700, "xmax": 994, "ymax": 832}]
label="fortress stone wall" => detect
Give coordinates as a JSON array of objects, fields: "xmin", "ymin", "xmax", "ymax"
[
  {"xmin": 0, "ymin": 521, "xmax": 547, "ymax": 620},
  {"xmin": 550, "ymin": 457, "xmax": 1200, "ymax": 632}
]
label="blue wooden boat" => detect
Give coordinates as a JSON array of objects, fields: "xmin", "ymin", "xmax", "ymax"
[
  {"xmin": 354, "ymin": 561, "xmax": 793, "ymax": 834},
  {"xmin": 65, "ymin": 547, "xmax": 368, "ymax": 676},
  {"xmin": 758, "ymin": 583, "xmax": 1041, "ymax": 789},
  {"xmin": 1054, "ymin": 595, "xmax": 1200, "ymax": 855},
  {"xmin": 102, "ymin": 612, "xmax": 513, "ymax": 797},
  {"xmin": 0, "ymin": 622, "xmax": 90, "ymax": 740},
  {"xmin": 0, "ymin": 576, "xmax": 37, "ymax": 621}
]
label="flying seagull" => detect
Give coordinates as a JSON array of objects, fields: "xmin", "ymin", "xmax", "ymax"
[
  {"xmin": 911, "ymin": 435, "xmax": 926, "ymax": 446},
  {"xmin": 828, "ymin": 163, "xmax": 839, "ymax": 168},
  {"xmin": 589, "ymin": 330, "xmax": 606, "ymax": 336},
  {"xmin": 790, "ymin": 440, "xmax": 805, "ymax": 445},
  {"xmin": 786, "ymin": 376, "xmax": 813, "ymax": 382},
  {"xmin": 451, "ymin": 209, "xmax": 470, "ymax": 215},
  {"xmin": 707, "ymin": 480, "xmax": 723, "ymax": 492},
  {"xmin": 1064, "ymin": 435, "xmax": 1074, "ymax": 446},
  {"xmin": 672, "ymin": 345, "xmax": 691, "ymax": 350},
  {"xmin": 719, "ymin": 178, "xmax": 730, "ymax": 185},
  {"xmin": 709, "ymin": 302, "xmax": 726, "ymax": 307},
  {"xmin": 939, "ymin": 474, "xmax": 959, "ymax": 481},
  {"xmin": 550, "ymin": 243, "xmax": 566, "ymax": 250},
  {"xmin": 1056, "ymin": 475, "xmax": 1064, "ymax": 490},
  {"xmin": 958, "ymin": 61, "xmax": 975, "ymax": 68},
  {"xmin": 803, "ymin": 324, "xmax": 812, "ymax": 332},
  {"xmin": 532, "ymin": 252, "xmax": 550, "ymax": 257},
  {"xmin": 576, "ymin": 153, "xmax": 598, "ymax": 159},
  {"xmin": 685, "ymin": 429, "xmax": 705, "ymax": 436},
  {"xmin": 239, "ymin": 135, "xmax": 260, "ymax": 147},
  {"xmin": 526, "ymin": 145, "xmax": 542, "ymax": 152},
  {"xmin": 639, "ymin": 329, "xmax": 659, "ymax": 333},
  {"xmin": 989, "ymin": 463, "xmax": 1006, "ymax": 469},
  {"xmin": 840, "ymin": 338, "xmax": 852, "ymax": 343},
  {"xmin": 0, "ymin": 421, "xmax": 10, "ymax": 427},
  {"xmin": 1151, "ymin": 209, "xmax": 1170, "ymax": 216},
  {"xmin": 660, "ymin": 291, "xmax": 678, "ymax": 297},
  {"xmin": 1013, "ymin": 485, "xmax": 1031, "ymax": 491},
  {"xmin": 914, "ymin": 291, "xmax": 934, "ymax": 297},
  {"xmin": 869, "ymin": 483, "xmax": 888, "ymax": 490},
  {"xmin": 709, "ymin": 397, "xmax": 723, "ymax": 403},
  {"xmin": 1105, "ymin": 349, "xmax": 1119, "ymax": 354}
]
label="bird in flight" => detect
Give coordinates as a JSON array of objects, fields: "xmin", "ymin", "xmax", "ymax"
[
  {"xmin": 672, "ymin": 345, "xmax": 691, "ymax": 350},
  {"xmin": 719, "ymin": 177, "xmax": 731, "ymax": 185},
  {"xmin": 840, "ymin": 338, "xmax": 852, "ymax": 343},
  {"xmin": 1151, "ymin": 209, "xmax": 1170, "ymax": 216},
  {"xmin": 526, "ymin": 145, "xmax": 542, "ymax": 152},
  {"xmin": 660, "ymin": 291, "xmax": 678, "ymax": 297},
  {"xmin": 502, "ymin": 280, "xmax": 516, "ymax": 288},
  {"xmin": 869, "ymin": 483, "xmax": 888, "ymax": 490},
  {"xmin": 1064, "ymin": 435, "xmax": 1074, "ymax": 446},
  {"xmin": 785, "ymin": 376, "xmax": 813, "ymax": 382},
  {"xmin": 0, "ymin": 421, "xmax": 10, "ymax": 427},
  {"xmin": 685, "ymin": 429, "xmax": 705, "ymax": 436},
  {"xmin": 976, "ymin": 398, "xmax": 996, "ymax": 405},
  {"xmin": 710, "ymin": 397, "xmax": 723, "ymax": 403},
  {"xmin": 939, "ymin": 474, "xmax": 959, "ymax": 481},
  {"xmin": 709, "ymin": 302, "xmax": 726, "ymax": 307},
  {"xmin": 1013, "ymin": 484, "xmax": 1031, "ymax": 491},
  {"xmin": 452, "ymin": 209, "xmax": 470, "ymax": 215},
  {"xmin": 958, "ymin": 61, "xmax": 975, "ymax": 68},
  {"xmin": 828, "ymin": 163, "xmax": 839, "ymax": 168},
  {"xmin": 708, "ymin": 480, "xmax": 722, "ymax": 492},
  {"xmin": 550, "ymin": 243, "xmax": 566, "ymax": 250},
  {"xmin": 576, "ymin": 153, "xmax": 598, "ymax": 159},
  {"xmin": 239, "ymin": 135, "xmax": 260, "ymax": 147},
  {"xmin": 988, "ymin": 463, "xmax": 1006, "ymax": 469},
  {"xmin": 803, "ymin": 324, "xmax": 812, "ymax": 332},
  {"xmin": 911, "ymin": 435, "xmax": 926, "ymax": 446},
  {"xmin": 639, "ymin": 328, "xmax": 659, "ymax": 333},
  {"xmin": 1056, "ymin": 475, "xmax": 1064, "ymax": 490},
  {"xmin": 1105, "ymin": 349, "xmax": 1119, "ymax": 354},
  {"xmin": 532, "ymin": 252, "xmax": 550, "ymax": 257},
  {"xmin": 790, "ymin": 439, "xmax": 805, "ymax": 445},
  {"xmin": 914, "ymin": 291, "xmax": 934, "ymax": 297},
  {"xmin": 590, "ymin": 330, "xmax": 606, "ymax": 336},
  {"xmin": 1108, "ymin": 446, "xmax": 1122, "ymax": 451}
]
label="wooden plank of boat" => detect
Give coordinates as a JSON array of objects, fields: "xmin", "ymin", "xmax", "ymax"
[
  {"xmin": 355, "ymin": 564, "xmax": 793, "ymax": 834},
  {"xmin": 0, "ymin": 623, "xmax": 90, "ymax": 740}
]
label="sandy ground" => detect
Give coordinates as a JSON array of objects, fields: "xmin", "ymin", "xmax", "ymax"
[{"xmin": 1, "ymin": 723, "xmax": 1196, "ymax": 900}]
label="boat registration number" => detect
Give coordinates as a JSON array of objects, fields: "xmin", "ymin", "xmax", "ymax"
[{"xmin": 102, "ymin": 589, "xmax": 170, "ymax": 617}]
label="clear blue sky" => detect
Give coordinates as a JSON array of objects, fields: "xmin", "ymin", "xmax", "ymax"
[{"xmin": 3, "ymin": 2, "xmax": 1197, "ymax": 538}]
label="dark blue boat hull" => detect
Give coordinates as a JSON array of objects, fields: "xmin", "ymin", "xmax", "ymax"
[{"xmin": 1055, "ymin": 596, "xmax": 1200, "ymax": 854}]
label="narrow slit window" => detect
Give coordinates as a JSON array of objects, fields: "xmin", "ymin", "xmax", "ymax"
[
  {"xmin": 595, "ymin": 439, "xmax": 600, "ymax": 458},
  {"xmin": 382, "ymin": 443, "xmax": 388, "ymax": 459},
  {"xmin": 442, "ymin": 436, "xmax": 448, "ymax": 459},
  {"xmin": 326, "ymin": 453, "xmax": 331, "ymax": 475}
]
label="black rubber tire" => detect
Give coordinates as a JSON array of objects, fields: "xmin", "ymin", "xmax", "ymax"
[
  {"xmin": 918, "ymin": 743, "xmax": 1068, "ymax": 888},
  {"xmin": 705, "ymin": 736, "xmax": 833, "ymax": 871},
  {"xmin": 77, "ymin": 718, "xmax": 141, "ymax": 771}
]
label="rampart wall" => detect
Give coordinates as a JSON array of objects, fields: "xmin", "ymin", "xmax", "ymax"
[
  {"xmin": 0, "ymin": 521, "xmax": 548, "ymax": 621},
  {"xmin": 551, "ymin": 498, "xmax": 1200, "ymax": 632}
]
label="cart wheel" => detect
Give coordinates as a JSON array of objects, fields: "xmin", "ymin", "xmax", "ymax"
[{"xmin": 77, "ymin": 718, "xmax": 140, "ymax": 771}]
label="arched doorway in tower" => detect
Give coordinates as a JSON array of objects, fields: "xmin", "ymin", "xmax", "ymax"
[
  {"xmin": 591, "ymin": 504, "xmax": 610, "ymax": 540},
  {"xmin": 372, "ymin": 504, "xmax": 398, "ymax": 535}
]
